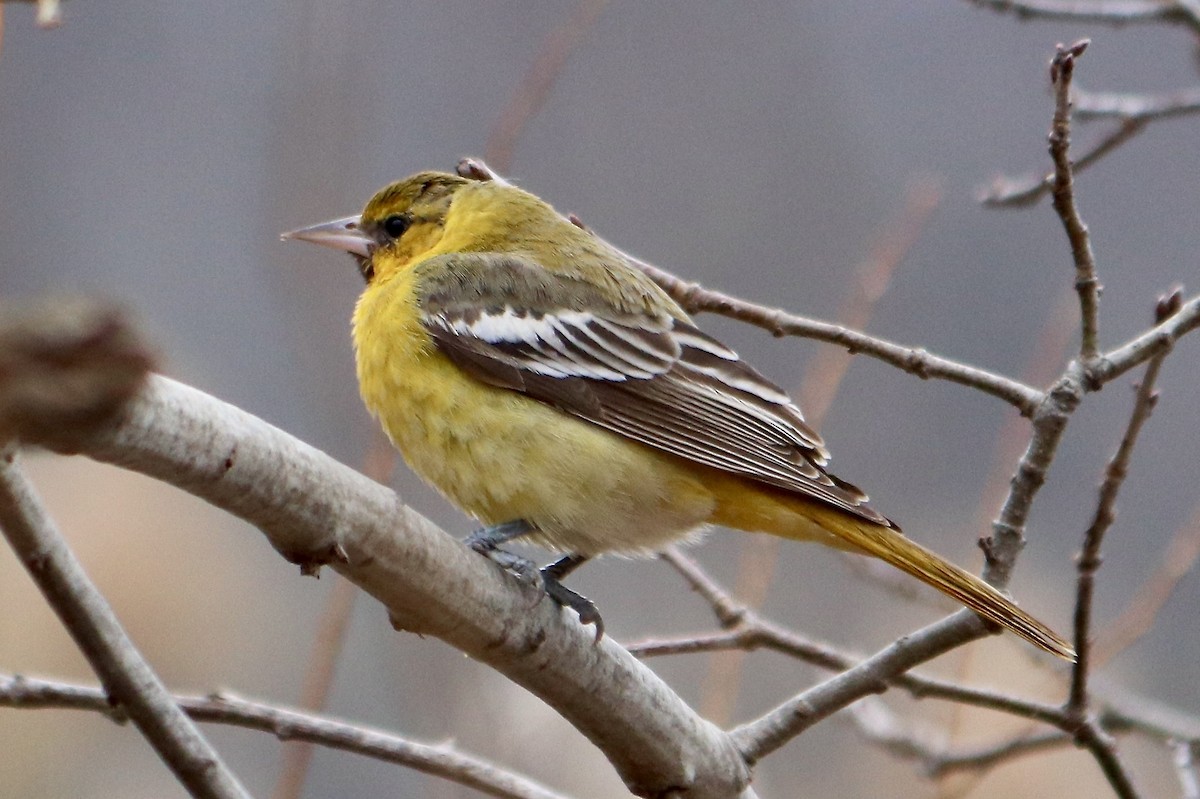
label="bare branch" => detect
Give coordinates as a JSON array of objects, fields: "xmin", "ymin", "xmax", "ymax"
[
  {"xmin": 1090, "ymin": 293, "xmax": 1200, "ymax": 385},
  {"xmin": 1072, "ymin": 722, "xmax": 1143, "ymax": 799},
  {"xmin": 963, "ymin": 0, "xmax": 1200, "ymax": 32},
  {"xmin": 629, "ymin": 255, "xmax": 1045, "ymax": 414},
  {"xmin": 796, "ymin": 177, "xmax": 942, "ymax": 424},
  {"xmin": 647, "ymin": 557, "xmax": 1072, "ymax": 727},
  {"xmin": 1075, "ymin": 85, "xmax": 1200, "ymax": 121},
  {"xmin": 982, "ymin": 82, "xmax": 1200, "ymax": 206},
  {"xmin": 0, "ymin": 674, "xmax": 569, "ymax": 799},
  {"xmin": 982, "ymin": 117, "xmax": 1146, "ymax": 207},
  {"xmin": 0, "ymin": 455, "xmax": 251, "ymax": 799},
  {"xmin": 660, "ymin": 547, "xmax": 748, "ymax": 628},
  {"xmin": 1047, "ymin": 40, "xmax": 1102, "ymax": 362},
  {"xmin": 925, "ymin": 730, "xmax": 1072, "ymax": 778},
  {"xmin": 728, "ymin": 610, "xmax": 994, "ymax": 762},
  {"xmin": 1098, "ymin": 684, "xmax": 1200, "ymax": 744},
  {"xmin": 699, "ymin": 179, "xmax": 940, "ymax": 724},
  {"xmin": 628, "ymin": 629, "xmax": 753, "ymax": 659},
  {"xmin": 847, "ymin": 697, "xmax": 1072, "ymax": 779},
  {"xmin": 1070, "ymin": 292, "xmax": 1175, "ymax": 716}
]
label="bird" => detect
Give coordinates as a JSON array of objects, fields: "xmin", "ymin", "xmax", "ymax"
[{"xmin": 283, "ymin": 168, "xmax": 1074, "ymax": 660}]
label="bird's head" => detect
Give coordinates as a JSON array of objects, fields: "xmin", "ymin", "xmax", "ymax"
[{"xmin": 282, "ymin": 171, "xmax": 473, "ymax": 283}]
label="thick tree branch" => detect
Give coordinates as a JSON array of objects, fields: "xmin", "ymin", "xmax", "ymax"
[{"xmin": 18, "ymin": 374, "xmax": 747, "ymax": 799}]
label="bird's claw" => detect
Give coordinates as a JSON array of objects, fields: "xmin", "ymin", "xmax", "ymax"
[{"xmin": 466, "ymin": 522, "xmax": 604, "ymax": 640}]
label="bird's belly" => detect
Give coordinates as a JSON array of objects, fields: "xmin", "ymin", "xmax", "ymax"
[{"xmin": 359, "ymin": 346, "xmax": 716, "ymax": 556}]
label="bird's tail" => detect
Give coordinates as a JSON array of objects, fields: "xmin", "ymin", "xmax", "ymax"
[{"xmin": 711, "ymin": 485, "xmax": 1076, "ymax": 661}]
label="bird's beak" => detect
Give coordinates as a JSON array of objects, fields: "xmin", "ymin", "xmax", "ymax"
[{"xmin": 280, "ymin": 215, "xmax": 371, "ymax": 258}]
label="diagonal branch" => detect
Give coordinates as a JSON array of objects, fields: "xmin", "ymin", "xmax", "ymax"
[
  {"xmin": 1069, "ymin": 291, "xmax": 1177, "ymax": 717},
  {"xmin": 982, "ymin": 117, "xmax": 1146, "ymax": 208},
  {"xmin": 17, "ymin": 374, "xmax": 748, "ymax": 799},
  {"xmin": 0, "ymin": 454, "xmax": 251, "ymax": 799},
  {"xmin": 1089, "ymin": 294, "xmax": 1200, "ymax": 386}
]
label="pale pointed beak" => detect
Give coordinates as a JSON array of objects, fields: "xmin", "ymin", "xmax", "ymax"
[{"xmin": 280, "ymin": 215, "xmax": 371, "ymax": 258}]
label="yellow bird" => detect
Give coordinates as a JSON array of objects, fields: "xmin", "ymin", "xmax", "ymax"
[{"xmin": 284, "ymin": 170, "xmax": 1073, "ymax": 660}]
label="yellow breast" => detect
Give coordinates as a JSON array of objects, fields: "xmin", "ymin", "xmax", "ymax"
[{"xmin": 350, "ymin": 266, "xmax": 716, "ymax": 555}]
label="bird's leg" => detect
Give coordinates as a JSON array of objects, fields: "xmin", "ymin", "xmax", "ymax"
[
  {"xmin": 466, "ymin": 524, "xmax": 604, "ymax": 639},
  {"xmin": 541, "ymin": 555, "xmax": 603, "ymax": 641},
  {"xmin": 465, "ymin": 520, "xmax": 541, "ymax": 587}
]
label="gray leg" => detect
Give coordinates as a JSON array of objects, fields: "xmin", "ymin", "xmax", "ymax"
[{"xmin": 465, "ymin": 525, "xmax": 603, "ymax": 639}]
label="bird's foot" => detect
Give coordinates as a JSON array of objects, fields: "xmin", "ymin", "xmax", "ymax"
[
  {"xmin": 466, "ymin": 524, "xmax": 604, "ymax": 640},
  {"xmin": 465, "ymin": 521, "xmax": 542, "ymax": 589},
  {"xmin": 540, "ymin": 566, "xmax": 604, "ymax": 642}
]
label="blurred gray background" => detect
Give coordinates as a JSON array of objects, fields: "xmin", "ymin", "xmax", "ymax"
[{"xmin": 2, "ymin": 2, "xmax": 1198, "ymax": 797}]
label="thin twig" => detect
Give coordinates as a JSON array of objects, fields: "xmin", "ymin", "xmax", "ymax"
[
  {"xmin": 1048, "ymin": 40, "xmax": 1102, "ymax": 362},
  {"xmin": 982, "ymin": 117, "xmax": 1146, "ymax": 207},
  {"xmin": 645, "ymin": 557, "xmax": 1068, "ymax": 725},
  {"xmin": 728, "ymin": 610, "xmax": 994, "ymax": 762},
  {"xmin": 971, "ymin": 287, "xmax": 1079, "ymax": 537},
  {"xmin": 1075, "ymin": 85, "xmax": 1200, "ymax": 122},
  {"xmin": 924, "ymin": 730, "xmax": 1072, "ymax": 778},
  {"xmin": 963, "ymin": 0, "xmax": 1200, "ymax": 33},
  {"xmin": 660, "ymin": 547, "xmax": 749, "ymax": 629},
  {"xmin": 1091, "ymin": 294, "xmax": 1200, "ymax": 386},
  {"xmin": 633, "ymin": 574, "xmax": 1200, "ymax": 762},
  {"xmin": 1099, "ymin": 683, "xmax": 1200, "ymax": 744},
  {"xmin": 1069, "ymin": 292, "xmax": 1176, "ymax": 717},
  {"xmin": 0, "ymin": 454, "xmax": 251, "ymax": 799},
  {"xmin": 0, "ymin": 674, "xmax": 569, "ymax": 799},
  {"xmin": 982, "ymin": 82, "xmax": 1200, "ymax": 206},
  {"xmin": 628, "ymin": 255, "xmax": 1044, "ymax": 414},
  {"xmin": 937, "ymin": 284, "xmax": 1078, "ymax": 790},
  {"xmin": 847, "ymin": 697, "xmax": 1073, "ymax": 780},
  {"xmin": 795, "ymin": 178, "xmax": 942, "ymax": 424}
]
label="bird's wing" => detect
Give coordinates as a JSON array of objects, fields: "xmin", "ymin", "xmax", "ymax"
[{"xmin": 418, "ymin": 253, "xmax": 890, "ymax": 526}]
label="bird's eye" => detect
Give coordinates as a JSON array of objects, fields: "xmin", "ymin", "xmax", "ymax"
[{"xmin": 382, "ymin": 214, "xmax": 411, "ymax": 239}]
